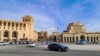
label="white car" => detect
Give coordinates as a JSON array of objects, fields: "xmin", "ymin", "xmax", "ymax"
[
  {"xmin": 0, "ymin": 42, "xmax": 9, "ymax": 46},
  {"xmin": 28, "ymin": 42, "xmax": 36, "ymax": 47}
]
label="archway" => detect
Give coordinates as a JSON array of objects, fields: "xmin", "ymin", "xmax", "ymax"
[
  {"xmin": 3, "ymin": 31, "xmax": 9, "ymax": 37},
  {"xmin": 3, "ymin": 31, "xmax": 9, "ymax": 42},
  {"xmin": 79, "ymin": 35, "xmax": 86, "ymax": 44},
  {"xmin": 80, "ymin": 35, "xmax": 85, "ymax": 40},
  {"xmin": 12, "ymin": 31, "xmax": 18, "ymax": 43},
  {"xmin": 12, "ymin": 31, "xmax": 17, "ymax": 37}
]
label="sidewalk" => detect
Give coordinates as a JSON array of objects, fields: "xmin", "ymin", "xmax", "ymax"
[{"xmin": 37, "ymin": 44, "xmax": 100, "ymax": 51}]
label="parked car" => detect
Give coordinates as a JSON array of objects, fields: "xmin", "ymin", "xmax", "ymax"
[
  {"xmin": 42, "ymin": 41, "xmax": 49, "ymax": 45},
  {"xmin": 0, "ymin": 42, "xmax": 9, "ymax": 46},
  {"xmin": 28, "ymin": 42, "xmax": 36, "ymax": 47},
  {"xmin": 48, "ymin": 43, "xmax": 69, "ymax": 52}
]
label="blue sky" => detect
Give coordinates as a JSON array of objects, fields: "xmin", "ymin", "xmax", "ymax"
[{"xmin": 0, "ymin": 0, "xmax": 100, "ymax": 34}]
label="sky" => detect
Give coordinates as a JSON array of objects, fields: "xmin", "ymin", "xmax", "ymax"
[{"xmin": 0, "ymin": 0, "xmax": 100, "ymax": 34}]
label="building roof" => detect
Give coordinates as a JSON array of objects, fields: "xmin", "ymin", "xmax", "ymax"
[{"xmin": 69, "ymin": 22, "xmax": 84, "ymax": 26}]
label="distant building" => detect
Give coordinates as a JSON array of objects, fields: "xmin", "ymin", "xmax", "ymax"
[
  {"xmin": 52, "ymin": 32, "xmax": 61, "ymax": 42},
  {"xmin": 0, "ymin": 15, "xmax": 38, "ymax": 42},
  {"xmin": 38, "ymin": 31, "xmax": 48, "ymax": 42},
  {"xmin": 62, "ymin": 22, "xmax": 100, "ymax": 43},
  {"xmin": 38, "ymin": 31, "xmax": 44, "ymax": 42}
]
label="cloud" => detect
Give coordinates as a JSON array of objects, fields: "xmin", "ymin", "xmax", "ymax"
[{"xmin": 46, "ymin": 27, "xmax": 57, "ymax": 35}]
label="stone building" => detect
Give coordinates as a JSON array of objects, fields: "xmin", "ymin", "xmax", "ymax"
[
  {"xmin": 52, "ymin": 32, "xmax": 60, "ymax": 42},
  {"xmin": 38, "ymin": 31, "xmax": 48, "ymax": 42},
  {"xmin": 0, "ymin": 15, "xmax": 38, "ymax": 42},
  {"xmin": 38, "ymin": 31, "xmax": 44, "ymax": 42},
  {"xmin": 62, "ymin": 22, "xmax": 100, "ymax": 43}
]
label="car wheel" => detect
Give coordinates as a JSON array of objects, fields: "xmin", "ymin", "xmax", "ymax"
[
  {"xmin": 48, "ymin": 47, "xmax": 51, "ymax": 50},
  {"xmin": 58, "ymin": 48, "xmax": 61, "ymax": 52},
  {"xmin": 66, "ymin": 48, "xmax": 69, "ymax": 52}
]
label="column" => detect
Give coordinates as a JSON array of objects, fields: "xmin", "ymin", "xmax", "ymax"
[
  {"xmin": 89, "ymin": 37, "xmax": 91, "ymax": 42},
  {"xmin": 98, "ymin": 37, "xmax": 100, "ymax": 42},
  {"xmin": 95, "ymin": 37, "xmax": 97, "ymax": 42},
  {"xmin": 78, "ymin": 37, "xmax": 80, "ymax": 41},
  {"xmin": 67, "ymin": 37, "xmax": 69, "ymax": 43},
  {"xmin": 66, "ymin": 37, "xmax": 67, "ymax": 42},
  {"xmin": 69, "ymin": 37, "xmax": 71, "ymax": 43},
  {"xmin": 9, "ymin": 31, "xmax": 12, "ymax": 42},
  {"xmin": 0, "ymin": 31, "xmax": 4, "ymax": 42},
  {"xmin": 70, "ymin": 37, "xmax": 72, "ymax": 43},
  {"xmin": 63, "ymin": 37, "xmax": 64, "ymax": 42},
  {"xmin": 74, "ymin": 37, "xmax": 76, "ymax": 43},
  {"xmin": 92, "ymin": 37, "xmax": 94, "ymax": 42}
]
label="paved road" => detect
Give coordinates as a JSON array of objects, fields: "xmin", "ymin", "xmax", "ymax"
[{"xmin": 0, "ymin": 45, "xmax": 100, "ymax": 56}]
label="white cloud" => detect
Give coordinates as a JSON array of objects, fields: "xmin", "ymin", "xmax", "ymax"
[{"xmin": 46, "ymin": 27, "xmax": 57, "ymax": 35}]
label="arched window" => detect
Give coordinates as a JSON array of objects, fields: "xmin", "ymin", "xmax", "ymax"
[
  {"xmin": 3, "ymin": 31, "xmax": 9, "ymax": 37},
  {"xmin": 80, "ymin": 35, "xmax": 85, "ymax": 40},
  {"xmin": 12, "ymin": 31, "xmax": 17, "ymax": 37}
]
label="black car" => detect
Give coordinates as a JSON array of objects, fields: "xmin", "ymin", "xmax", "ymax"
[{"xmin": 48, "ymin": 43, "xmax": 69, "ymax": 52}]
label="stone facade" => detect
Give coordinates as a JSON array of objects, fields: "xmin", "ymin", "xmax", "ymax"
[
  {"xmin": 52, "ymin": 32, "xmax": 60, "ymax": 42},
  {"xmin": 62, "ymin": 22, "xmax": 100, "ymax": 43},
  {"xmin": 38, "ymin": 31, "xmax": 49, "ymax": 42},
  {"xmin": 0, "ymin": 15, "xmax": 38, "ymax": 42}
]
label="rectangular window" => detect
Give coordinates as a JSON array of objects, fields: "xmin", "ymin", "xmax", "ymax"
[
  {"xmin": 23, "ymin": 24, "xmax": 26, "ymax": 28},
  {"xmin": 20, "ymin": 23, "xmax": 22, "ymax": 27},
  {"xmin": 12, "ymin": 23, "xmax": 14, "ymax": 27},
  {"xmin": 16, "ymin": 23, "xmax": 18, "ymax": 27},
  {"xmin": 23, "ymin": 24, "xmax": 26, "ymax": 30},
  {"xmin": 4, "ymin": 22, "xmax": 6, "ymax": 26},
  {"xmin": 8, "ymin": 22, "xmax": 10, "ymax": 27},
  {"xmin": 0, "ymin": 21, "xmax": 1, "ymax": 26}
]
